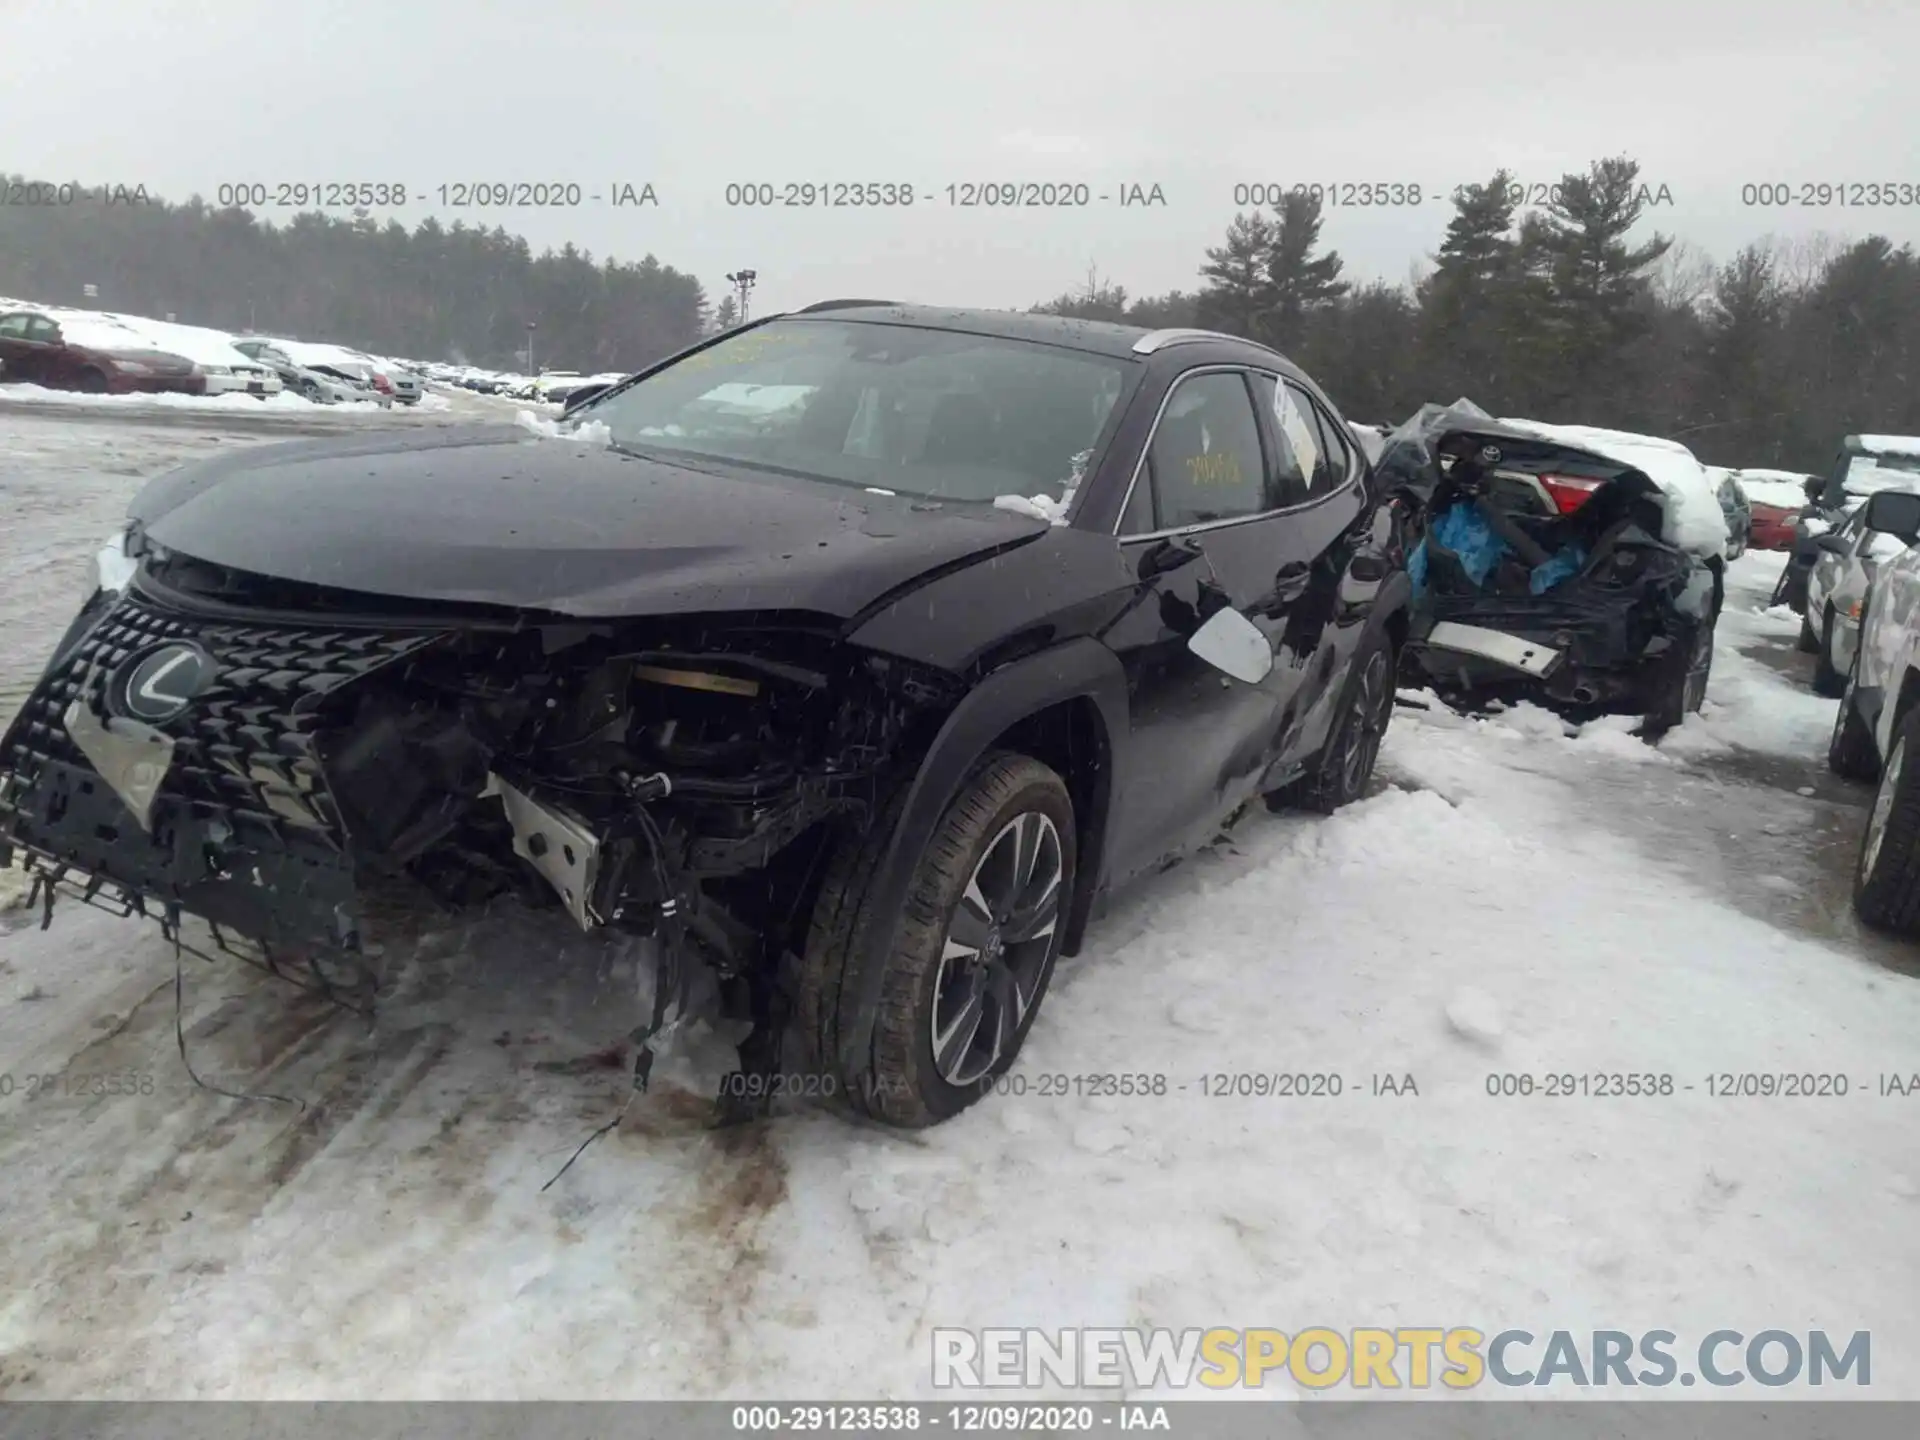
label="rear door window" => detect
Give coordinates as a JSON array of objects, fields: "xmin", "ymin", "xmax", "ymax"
[
  {"xmin": 1145, "ymin": 371, "xmax": 1273, "ymax": 529},
  {"xmin": 1248, "ymin": 374, "xmax": 1311, "ymax": 509}
]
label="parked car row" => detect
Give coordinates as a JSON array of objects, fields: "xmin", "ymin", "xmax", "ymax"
[
  {"xmin": 1765, "ymin": 437, "xmax": 1920, "ymax": 615},
  {"xmin": 417, "ymin": 362, "xmax": 629, "ymax": 405},
  {"xmin": 1810, "ymin": 473, "xmax": 1920, "ymax": 933},
  {"xmin": 0, "ymin": 297, "xmax": 436, "ymax": 409},
  {"xmin": 0, "ymin": 308, "xmax": 253, "ymax": 398},
  {"xmin": 232, "ymin": 336, "xmax": 428, "ymax": 407}
]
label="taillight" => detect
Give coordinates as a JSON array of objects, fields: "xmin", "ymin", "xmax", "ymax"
[{"xmin": 1540, "ymin": 474, "xmax": 1605, "ymax": 514}]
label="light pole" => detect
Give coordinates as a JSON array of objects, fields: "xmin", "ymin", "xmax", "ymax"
[
  {"xmin": 725, "ymin": 269, "xmax": 758, "ymax": 324},
  {"xmin": 525, "ymin": 321, "xmax": 537, "ymax": 375}
]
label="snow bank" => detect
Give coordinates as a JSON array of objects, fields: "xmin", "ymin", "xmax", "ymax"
[
  {"xmin": 1657, "ymin": 550, "xmax": 1838, "ymax": 760},
  {"xmin": 1497, "ymin": 418, "xmax": 1728, "ymax": 557},
  {"xmin": 0, "ymin": 382, "xmax": 376, "ymax": 412}
]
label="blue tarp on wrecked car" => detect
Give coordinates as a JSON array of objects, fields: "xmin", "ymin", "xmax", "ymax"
[{"xmin": 1407, "ymin": 503, "xmax": 1588, "ymax": 599}]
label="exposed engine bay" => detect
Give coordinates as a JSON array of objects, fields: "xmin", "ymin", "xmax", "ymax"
[{"xmin": 0, "ymin": 550, "xmax": 964, "ymax": 1103}]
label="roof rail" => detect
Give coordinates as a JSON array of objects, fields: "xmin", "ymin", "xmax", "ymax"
[
  {"xmin": 796, "ymin": 298, "xmax": 901, "ymax": 313},
  {"xmin": 1130, "ymin": 326, "xmax": 1275, "ymax": 356}
]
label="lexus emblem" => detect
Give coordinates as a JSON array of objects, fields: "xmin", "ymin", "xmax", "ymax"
[{"xmin": 118, "ymin": 643, "xmax": 213, "ymax": 722}]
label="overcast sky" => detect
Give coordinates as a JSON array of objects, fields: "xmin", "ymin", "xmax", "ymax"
[{"xmin": 4, "ymin": 0, "xmax": 1915, "ymax": 315}]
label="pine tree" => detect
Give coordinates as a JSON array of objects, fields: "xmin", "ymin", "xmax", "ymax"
[
  {"xmin": 1533, "ymin": 156, "xmax": 1674, "ymax": 407},
  {"xmin": 1418, "ymin": 171, "xmax": 1520, "ymax": 402},
  {"xmin": 1195, "ymin": 210, "xmax": 1275, "ymax": 337},
  {"xmin": 1259, "ymin": 190, "xmax": 1347, "ymax": 346}
]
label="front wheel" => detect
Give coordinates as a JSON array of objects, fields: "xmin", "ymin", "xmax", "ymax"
[
  {"xmin": 1273, "ymin": 631, "xmax": 1397, "ymax": 814},
  {"xmin": 1829, "ymin": 653, "xmax": 1880, "ymax": 781},
  {"xmin": 1812, "ymin": 608, "xmax": 1847, "ymax": 697},
  {"xmin": 1643, "ymin": 611, "xmax": 1717, "ymax": 737},
  {"xmin": 1855, "ymin": 710, "xmax": 1920, "ymax": 933},
  {"xmin": 799, "ymin": 752, "xmax": 1076, "ymax": 1127}
]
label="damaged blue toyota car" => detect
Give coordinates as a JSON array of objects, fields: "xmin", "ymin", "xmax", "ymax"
[{"xmin": 1376, "ymin": 400, "xmax": 1728, "ymax": 734}]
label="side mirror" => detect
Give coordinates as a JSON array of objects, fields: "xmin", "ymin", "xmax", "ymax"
[
  {"xmin": 1137, "ymin": 535, "xmax": 1205, "ymax": 581},
  {"xmin": 1188, "ymin": 607, "xmax": 1273, "ymax": 685},
  {"xmin": 1863, "ymin": 490, "xmax": 1920, "ymax": 547}
]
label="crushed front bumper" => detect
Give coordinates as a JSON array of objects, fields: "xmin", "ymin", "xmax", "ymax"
[{"xmin": 0, "ymin": 587, "xmax": 440, "ymax": 953}]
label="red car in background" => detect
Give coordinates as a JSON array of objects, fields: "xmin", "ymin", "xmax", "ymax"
[
  {"xmin": 0, "ymin": 309, "xmax": 206, "ymax": 396},
  {"xmin": 1749, "ymin": 502, "xmax": 1801, "ymax": 550},
  {"xmin": 1736, "ymin": 469, "xmax": 1821, "ymax": 550}
]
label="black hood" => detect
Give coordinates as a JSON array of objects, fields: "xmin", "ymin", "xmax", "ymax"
[{"xmin": 128, "ymin": 424, "xmax": 1050, "ymax": 619}]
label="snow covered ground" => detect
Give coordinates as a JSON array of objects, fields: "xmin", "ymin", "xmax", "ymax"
[
  {"xmin": 1, "ymin": 421, "xmax": 1917, "ymax": 1401},
  {"xmin": 0, "ymin": 381, "xmax": 391, "ymax": 415}
]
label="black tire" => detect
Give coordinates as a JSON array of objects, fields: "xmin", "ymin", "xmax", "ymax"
[
  {"xmin": 1797, "ymin": 608, "xmax": 1819, "ymax": 653},
  {"xmin": 1644, "ymin": 611, "xmax": 1717, "ymax": 736},
  {"xmin": 1854, "ymin": 709, "xmax": 1920, "ymax": 933},
  {"xmin": 75, "ymin": 368, "xmax": 108, "ymax": 394},
  {"xmin": 1771, "ymin": 559, "xmax": 1809, "ymax": 614},
  {"xmin": 1829, "ymin": 652, "xmax": 1880, "ymax": 782},
  {"xmin": 1272, "ymin": 630, "xmax": 1397, "ymax": 814},
  {"xmin": 1811, "ymin": 608, "xmax": 1847, "ymax": 697},
  {"xmin": 797, "ymin": 751, "xmax": 1076, "ymax": 1128}
]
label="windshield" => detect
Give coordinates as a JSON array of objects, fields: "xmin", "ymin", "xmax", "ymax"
[{"xmin": 578, "ymin": 318, "xmax": 1132, "ymax": 504}]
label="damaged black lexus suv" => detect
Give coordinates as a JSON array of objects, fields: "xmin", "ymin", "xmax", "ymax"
[{"xmin": 0, "ymin": 303, "xmax": 1408, "ymax": 1127}]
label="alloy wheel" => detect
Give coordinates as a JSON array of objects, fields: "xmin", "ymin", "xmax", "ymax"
[
  {"xmin": 930, "ymin": 810, "xmax": 1064, "ymax": 1087},
  {"xmin": 1337, "ymin": 649, "xmax": 1393, "ymax": 797},
  {"xmin": 1865, "ymin": 737, "xmax": 1906, "ymax": 879}
]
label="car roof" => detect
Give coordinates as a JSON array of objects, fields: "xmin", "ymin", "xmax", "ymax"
[{"xmin": 777, "ymin": 301, "xmax": 1298, "ymax": 369}]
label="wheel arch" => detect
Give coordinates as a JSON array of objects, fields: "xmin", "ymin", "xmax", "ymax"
[
  {"xmin": 1372, "ymin": 572, "xmax": 1412, "ymax": 653},
  {"xmin": 1887, "ymin": 665, "xmax": 1920, "ymax": 754},
  {"xmin": 832, "ymin": 636, "xmax": 1130, "ymax": 1077},
  {"xmin": 985, "ymin": 693, "xmax": 1113, "ymax": 958}
]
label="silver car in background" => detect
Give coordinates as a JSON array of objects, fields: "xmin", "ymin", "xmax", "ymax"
[{"xmin": 1805, "ymin": 500, "xmax": 1920, "ymax": 695}]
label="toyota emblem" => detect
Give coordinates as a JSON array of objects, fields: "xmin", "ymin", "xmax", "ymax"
[{"xmin": 117, "ymin": 643, "xmax": 213, "ymax": 722}]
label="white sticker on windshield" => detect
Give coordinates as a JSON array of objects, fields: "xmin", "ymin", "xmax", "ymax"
[{"xmin": 1274, "ymin": 385, "xmax": 1320, "ymax": 479}]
